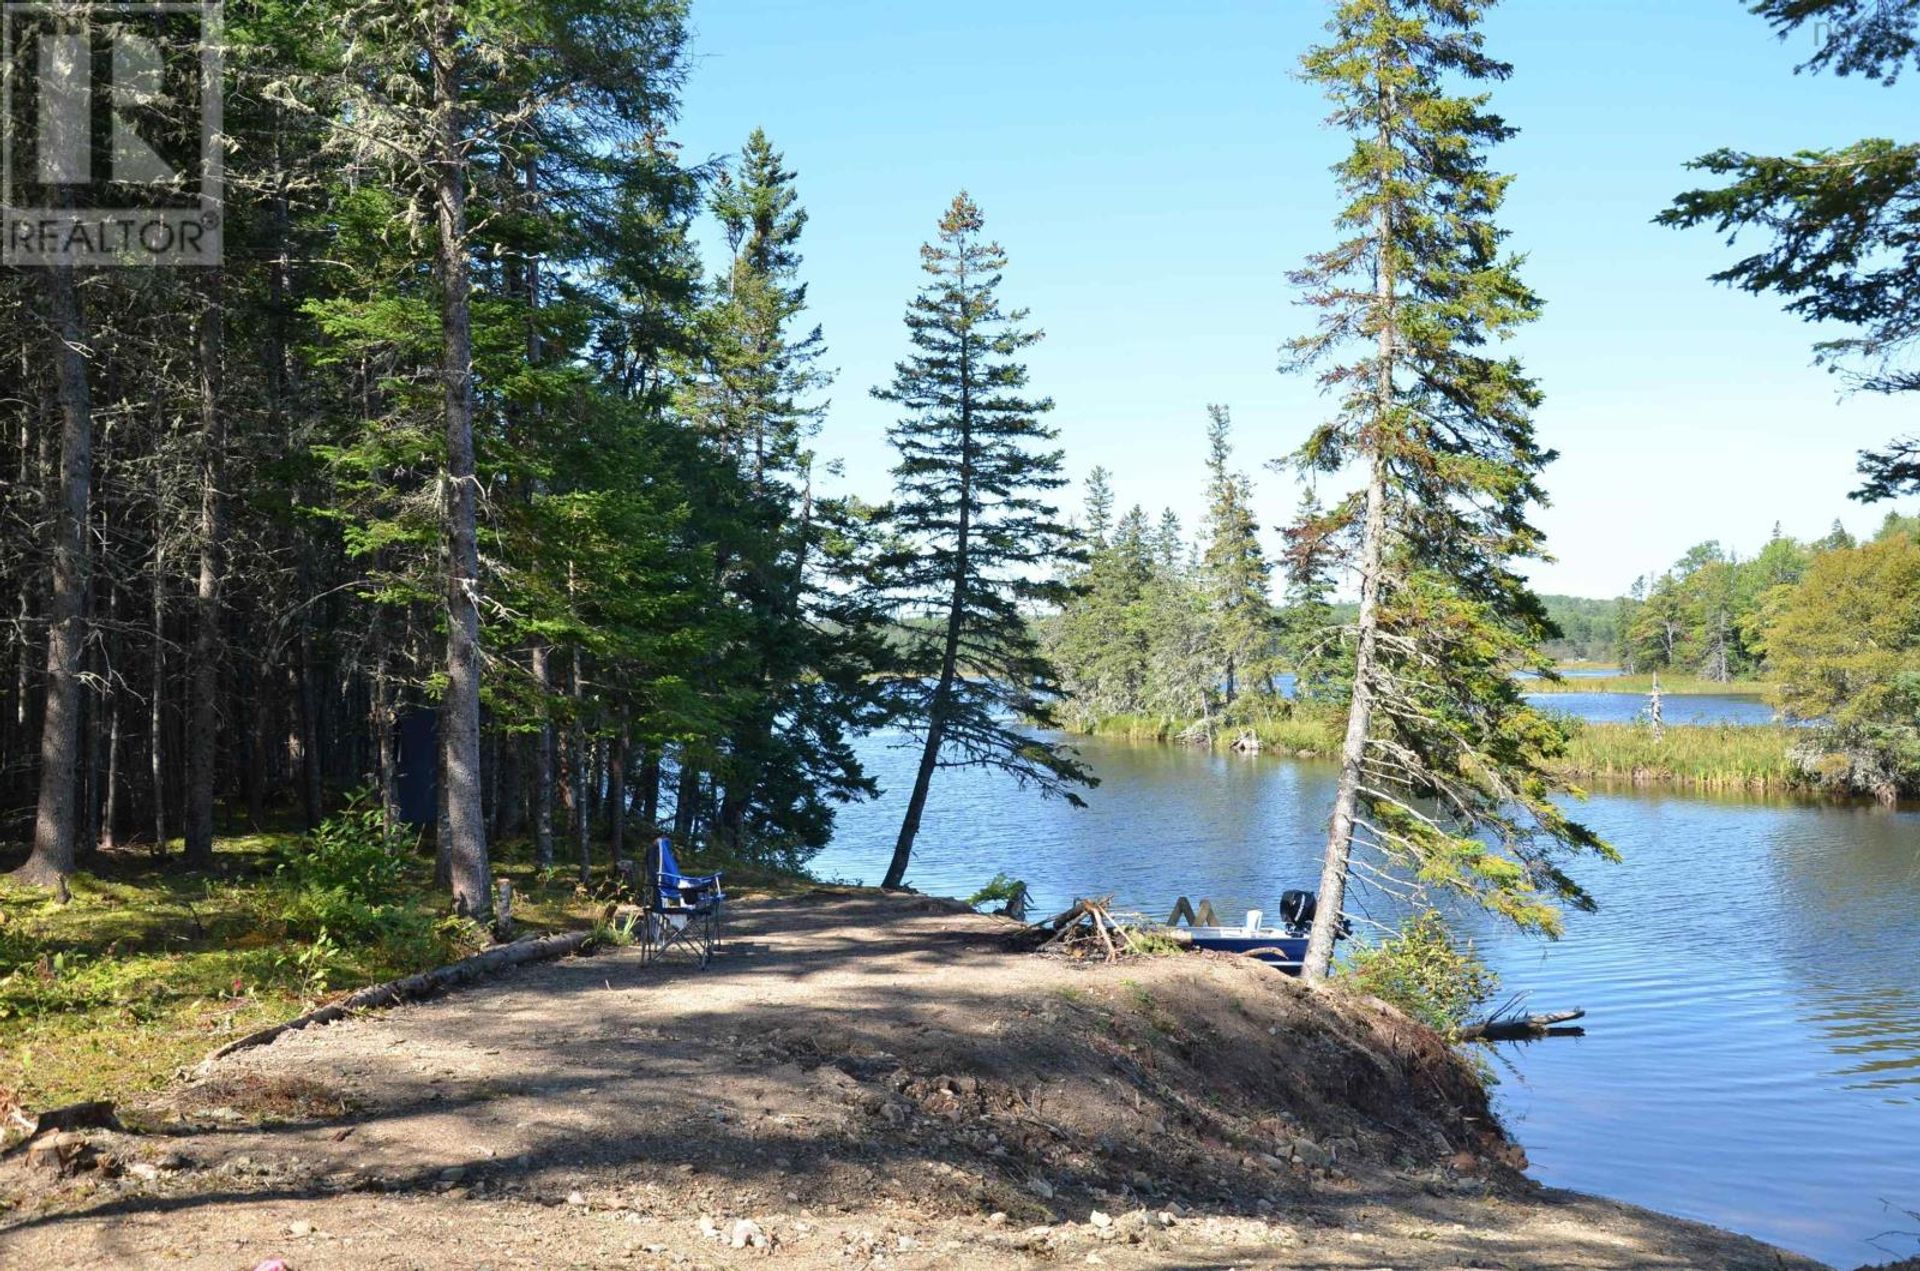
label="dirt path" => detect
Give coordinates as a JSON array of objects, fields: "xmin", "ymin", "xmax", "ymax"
[{"xmin": 0, "ymin": 892, "xmax": 1826, "ymax": 1270}]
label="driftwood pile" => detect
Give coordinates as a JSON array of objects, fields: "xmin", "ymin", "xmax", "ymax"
[{"xmin": 1011, "ymin": 897, "xmax": 1181, "ymax": 963}]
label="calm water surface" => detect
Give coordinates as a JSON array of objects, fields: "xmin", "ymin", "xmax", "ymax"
[
  {"xmin": 816, "ymin": 724, "xmax": 1920, "ymax": 1268},
  {"xmin": 1526, "ymin": 690, "xmax": 1779, "ymax": 726}
]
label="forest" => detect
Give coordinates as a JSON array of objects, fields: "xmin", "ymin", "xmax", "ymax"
[
  {"xmin": 0, "ymin": 0, "xmax": 1914, "ymax": 999},
  {"xmin": 0, "ymin": 0, "xmax": 1114, "ymax": 913}
]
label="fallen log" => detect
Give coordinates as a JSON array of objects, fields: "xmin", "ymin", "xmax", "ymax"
[
  {"xmin": 1460, "ymin": 1008, "xmax": 1586, "ymax": 1042},
  {"xmin": 195, "ymin": 929, "xmax": 595, "ymax": 1074}
]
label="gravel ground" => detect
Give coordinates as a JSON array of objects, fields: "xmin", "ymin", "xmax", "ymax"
[{"xmin": 0, "ymin": 891, "xmax": 1829, "ymax": 1270}]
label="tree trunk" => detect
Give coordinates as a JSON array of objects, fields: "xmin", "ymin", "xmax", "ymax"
[
  {"xmin": 608, "ymin": 715, "xmax": 628, "ymax": 866},
  {"xmin": 1304, "ymin": 178, "xmax": 1397, "ymax": 984},
  {"xmin": 672, "ymin": 755, "xmax": 697, "ymax": 840},
  {"xmin": 102, "ymin": 582, "xmax": 123, "ymax": 851},
  {"xmin": 431, "ymin": 0, "xmax": 489, "ymax": 918},
  {"xmin": 532, "ymin": 644, "xmax": 554, "ymax": 868},
  {"xmin": 184, "ymin": 271, "xmax": 225, "ymax": 867},
  {"xmin": 150, "ymin": 547, "xmax": 168, "ymax": 857},
  {"xmin": 296, "ymin": 626, "xmax": 322, "ymax": 830},
  {"xmin": 638, "ymin": 744, "xmax": 660, "ymax": 828},
  {"xmin": 571, "ymin": 649, "xmax": 590, "ymax": 884},
  {"xmin": 14, "ymin": 259, "xmax": 91, "ymax": 893},
  {"xmin": 884, "ymin": 327, "xmax": 975, "ymax": 890}
]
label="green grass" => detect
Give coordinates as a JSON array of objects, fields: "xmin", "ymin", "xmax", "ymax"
[
  {"xmin": 1528, "ymin": 672, "xmax": 1773, "ymax": 697},
  {"xmin": 1550, "ymin": 723, "xmax": 1800, "ymax": 791},
  {"xmin": 1071, "ymin": 711, "xmax": 1804, "ymax": 793},
  {"xmin": 1073, "ymin": 710, "xmax": 1343, "ymax": 757},
  {"xmin": 0, "ymin": 832, "xmax": 616, "ymax": 1109}
]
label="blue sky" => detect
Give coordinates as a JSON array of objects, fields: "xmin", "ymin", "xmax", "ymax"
[{"xmin": 672, "ymin": 0, "xmax": 1914, "ymax": 598}]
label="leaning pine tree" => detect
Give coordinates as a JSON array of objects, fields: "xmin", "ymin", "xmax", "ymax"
[
  {"xmin": 875, "ymin": 193, "xmax": 1094, "ymax": 890},
  {"xmin": 1285, "ymin": 0, "xmax": 1615, "ymax": 981}
]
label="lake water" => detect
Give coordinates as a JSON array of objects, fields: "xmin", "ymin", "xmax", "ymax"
[
  {"xmin": 814, "ymin": 715, "xmax": 1920, "ymax": 1269},
  {"xmin": 1526, "ymin": 690, "xmax": 1780, "ymax": 726}
]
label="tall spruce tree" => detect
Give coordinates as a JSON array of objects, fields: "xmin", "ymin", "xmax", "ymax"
[
  {"xmin": 1198, "ymin": 406, "xmax": 1276, "ymax": 703},
  {"xmin": 875, "ymin": 193, "xmax": 1092, "ymax": 890},
  {"xmin": 1285, "ymin": 0, "xmax": 1613, "ymax": 980}
]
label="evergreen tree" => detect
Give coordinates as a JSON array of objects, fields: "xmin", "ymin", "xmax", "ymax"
[
  {"xmin": 1283, "ymin": 0, "xmax": 1613, "ymax": 980},
  {"xmin": 1049, "ymin": 488, "xmax": 1153, "ymax": 725},
  {"xmin": 1660, "ymin": 3, "xmax": 1919, "ymax": 503},
  {"xmin": 1153, "ymin": 509, "xmax": 1186, "ymax": 572},
  {"xmin": 874, "ymin": 193, "xmax": 1093, "ymax": 890},
  {"xmin": 1083, "ymin": 466, "xmax": 1116, "ymax": 546},
  {"xmin": 1197, "ymin": 406, "xmax": 1277, "ymax": 703},
  {"xmin": 678, "ymin": 129, "xmax": 890, "ymax": 861},
  {"xmin": 1278, "ymin": 490, "xmax": 1343, "ymax": 701}
]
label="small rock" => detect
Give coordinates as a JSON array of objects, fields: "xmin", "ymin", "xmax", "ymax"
[
  {"xmin": 1290, "ymin": 1138, "xmax": 1333, "ymax": 1171},
  {"xmin": 25, "ymin": 1133, "xmax": 90, "ymax": 1176},
  {"xmin": 986, "ymin": 1212, "xmax": 1008, "ymax": 1226},
  {"xmin": 288, "ymin": 1220, "xmax": 314, "ymax": 1238},
  {"xmin": 698, "ymin": 1216, "xmax": 722, "ymax": 1239},
  {"xmin": 1088, "ymin": 1210, "xmax": 1113, "ymax": 1229},
  {"xmin": 1254, "ymin": 1153, "xmax": 1286, "ymax": 1171},
  {"xmin": 126, "ymin": 1162, "xmax": 161, "ymax": 1182},
  {"xmin": 730, "ymin": 1219, "xmax": 766, "ymax": 1249},
  {"xmin": 1084, "ymin": 1254, "xmax": 1105, "ymax": 1266},
  {"xmin": 1128, "ymin": 1169, "xmax": 1151, "ymax": 1189},
  {"xmin": 894, "ymin": 1235, "xmax": 919, "ymax": 1251},
  {"xmin": 566, "ymin": 1190, "xmax": 588, "ymax": 1208},
  {"xmin": 1025, "ymin": 1177, "xmax": 1054, "ymax": 1200},
  {"xmin": 440, "ymin": 1166, "xmax": 466, "ymax": 1183}
]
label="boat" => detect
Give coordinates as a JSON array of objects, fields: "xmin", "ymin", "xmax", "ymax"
[{"xmin": 1177, "ymin": 890, "xmax": 1343, "ymax": 973}]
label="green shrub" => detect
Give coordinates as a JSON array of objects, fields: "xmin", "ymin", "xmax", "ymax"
[
  {"xmin": 270, "ymin": 794, "xmax": 419, "ymax": 941},
  {"xmin": 966, "ymin": 872, "xmax": 1032, "ymax": 921},
  {"xmin": 1340, "ymin": 910, "xmax": 1496, "ymax": 1040}
]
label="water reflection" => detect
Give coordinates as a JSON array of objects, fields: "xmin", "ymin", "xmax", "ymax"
[{"xmin": 817, "ymin": 730, "xmax": 1920, "ymax": 1267}]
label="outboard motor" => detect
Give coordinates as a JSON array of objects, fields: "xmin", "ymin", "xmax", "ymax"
[
  {"xmin": 1279, "ymin": 889, "xmax": 1352, "ymax": 939},
  {"xmin": 1279, "ymin": 889, "xmax": 1317, "ymax": 935}
]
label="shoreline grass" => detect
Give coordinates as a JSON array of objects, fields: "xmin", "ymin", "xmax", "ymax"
[
  {"xmin": 1551, "ymin": 723, "xmax": 1801, "ymax": 791},
  {"xmin": 1068, "ymin": 714, "xmax": 1807, "ymax": 794},
  {"xmin": 1071, "ymin": 711, "xmax": 1343, "ymax": 757}
]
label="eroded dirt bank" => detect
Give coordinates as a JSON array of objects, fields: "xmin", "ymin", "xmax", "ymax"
[{"xmin": 0, "ymin": 892, "xmax": 1828, "ymax": 1269}]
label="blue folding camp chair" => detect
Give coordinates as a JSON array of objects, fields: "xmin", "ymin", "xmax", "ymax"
[{"xmin": 643, "ymin": 835, "xmax": 724, "ymax": 968}]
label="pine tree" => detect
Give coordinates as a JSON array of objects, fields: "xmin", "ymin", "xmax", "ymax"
[
  {"xmin": 874, "ymin": 193, "xmax": 1093, "ymax": 890},
  {"xmin": 1083, "ymin": 466, "xmax": 1116, "ymax": 546},
  {"xmin": 1277, "ymin": 490, "xmax": 1342, "ymax": 702},
  {"xmin": 1198, "ymin": 406, "xmax": 1276, "ymax": 704},
  {"xmin": 1284, "ymin": 0, "xmax": 1614, "ymax": 980},
  {"xmin": 1049, "ymin": 495, "xmax": 1155, "ymax": 725},
  {"xmin": 1660, "ymin": 4, "xmax": 1918, "ymax": 502},
  {"xmin": 1153, "ymin": 509, "xmax": 1185, "ymax": 572}
]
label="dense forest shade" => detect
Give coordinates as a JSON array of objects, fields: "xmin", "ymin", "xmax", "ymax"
[{"xmin": 0, "ymin": 1, "xmax": 1095, "ymax": 900}]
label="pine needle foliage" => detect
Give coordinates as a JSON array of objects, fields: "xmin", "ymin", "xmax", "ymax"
[
  {"xmin": 1283, "ymin": 0, "xmax": 1615, "ymax": 978},
  {"xmin": 873, "ymin": 193, "xmax": 1094, "ymax": 890}
]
